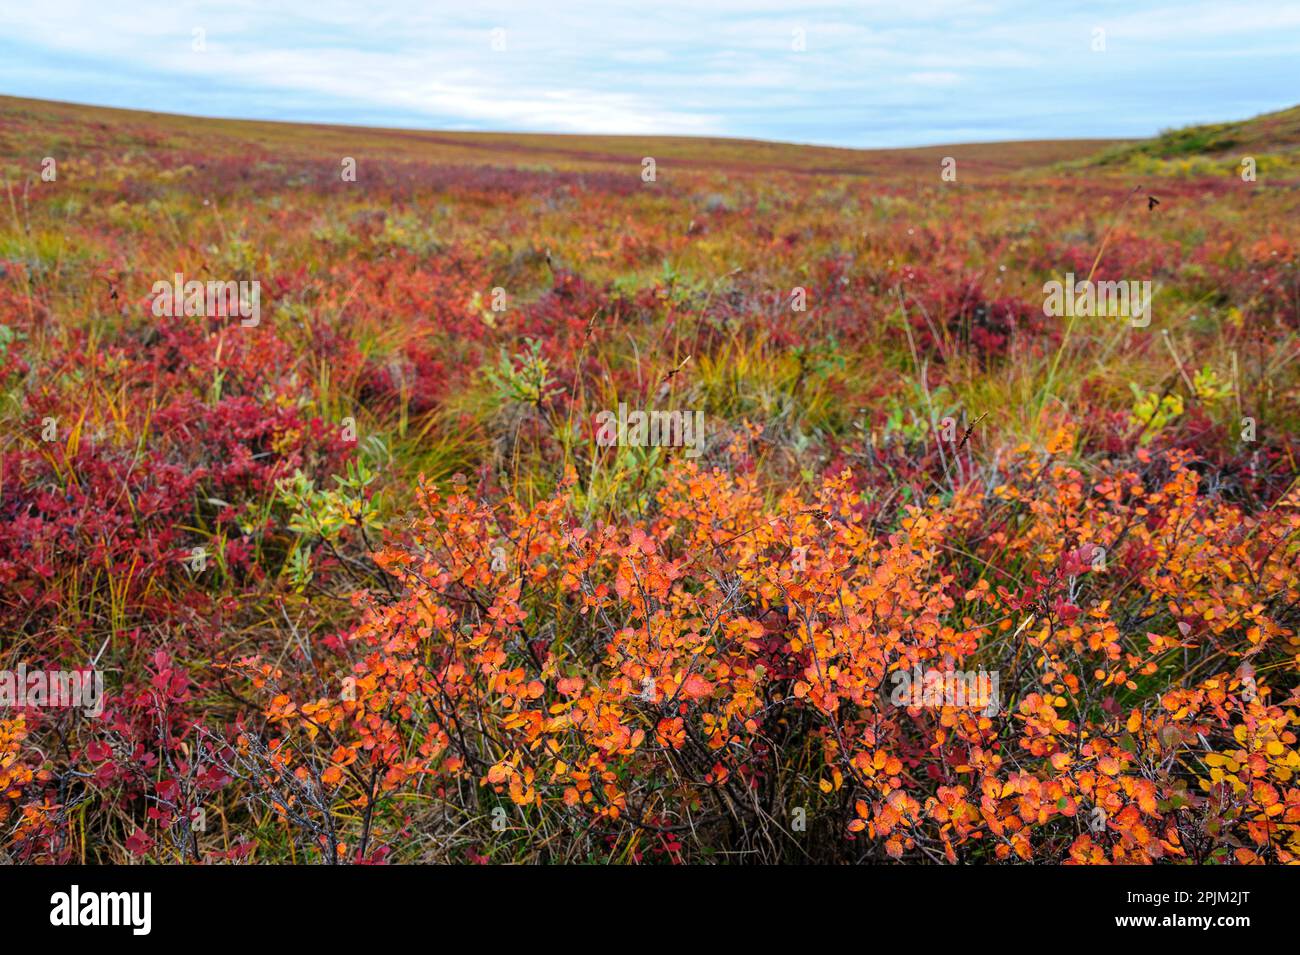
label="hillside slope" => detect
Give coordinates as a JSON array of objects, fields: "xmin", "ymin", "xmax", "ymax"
[
  {"xmin": 1082, "ymin": 103, "xmax": 1300, "ymax": 176},
  {"xmin": 0, "ymin": 94, "xmax": 1120, "ymax": 181}
]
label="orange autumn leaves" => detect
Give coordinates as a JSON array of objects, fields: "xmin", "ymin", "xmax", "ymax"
[
  {"xmin": 234, "ymin": 444, "xmax": 1300, "ymax": 863},
  {"xmin": 0, "ymin": 716, "xmax": 60, "ymax": 855}
]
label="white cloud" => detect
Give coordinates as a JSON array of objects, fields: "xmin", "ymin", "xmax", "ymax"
[
  {"xmin": 906, "ymin": 71, "xmax": 963, "ymax": 87},
  {"xmin": 1, "ymin": 0, "xmax": 1297, "ymax": 145}
]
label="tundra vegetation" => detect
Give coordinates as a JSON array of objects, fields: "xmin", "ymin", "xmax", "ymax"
[{"xmin": 1, "ymin": 96, "xmax": 1298, "ymax": 864}]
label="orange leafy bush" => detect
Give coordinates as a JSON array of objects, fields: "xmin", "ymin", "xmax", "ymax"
[{"xmin": 234, "ymin": 443, "xmax": 1300, "ymax": 863}]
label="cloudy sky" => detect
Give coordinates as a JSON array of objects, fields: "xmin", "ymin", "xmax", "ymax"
[{"xmin": 2, "ymin": 0, "xmax": 1298, "ymax": 147}]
